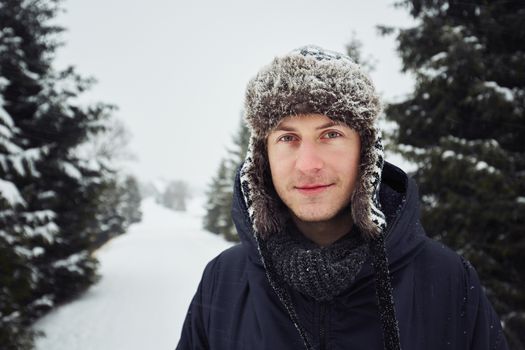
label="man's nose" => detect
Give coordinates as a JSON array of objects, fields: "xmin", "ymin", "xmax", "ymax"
[{"xmin": 295, "ymin": 141, "xmax": 324, "ymax": 173}]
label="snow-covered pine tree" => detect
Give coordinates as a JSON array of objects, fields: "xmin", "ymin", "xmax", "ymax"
[
  {"xmin": 121, "ymin": 175, "xmax": 142, "ymax": 226},
  {"xmin": 0, "ymin": 0, "xmax": 140, "ymax": 348},
  {"xmin": 380, "ymin": 1, "xmax": 524, "ymax": 347},
  {"xmin": 90, "ymin": 174, "xmax": 143, "ymax": 249},
  {"xmin": 77, "ymin": 117, "xmax": 143, "ymax": 249},
  {"xmin": 0, "ymin": 1, "xmax": 68, "ymax": 347},
  {"xmin": 345, "ymin": 33, "xmax": 376, "ymax": 73},
  {"xmin": 203, "ymin": 159, "xmax": 231, "ymax": 235},
  {"xmin": 203, "ymin": 116, "xmax": 250, "ymax": 242},
  {"xmin": 160, "ymin": 180, "xmax": 190, "ymax": 211},
  {"xmin": 0, "ymin": 79, "xmax": 37, "ymax": 348},
  {"xmin": 226, "ymin": 115, "xmax": 250, "ymax": 181}
]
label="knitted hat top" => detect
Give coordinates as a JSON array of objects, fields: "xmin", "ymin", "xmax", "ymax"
[{"xmin": 240, "ymin": 45, "xmax": 387, "ymax": 241}]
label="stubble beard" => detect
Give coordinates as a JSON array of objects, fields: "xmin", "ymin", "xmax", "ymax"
[{"xmin": 286, "ymin": 190, "xmax": 353, "ymax": 225}]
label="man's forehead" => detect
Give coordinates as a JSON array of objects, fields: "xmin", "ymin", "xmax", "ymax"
[{"xmin": 272, "ymin": 114, "xmax": 343, "ymax": 131}]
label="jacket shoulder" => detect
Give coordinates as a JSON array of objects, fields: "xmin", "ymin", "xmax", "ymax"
[
  {"xmin": 418, "ymin": 238, "xmax": 508, "ymax": 348},
  {"xmin": 212, "ymin": 244, "xmax": 248, "ymax": 272},
  {"xmin": 410, "ymin": 237, "xmax": 481, "ymax": 300},
  {"xmin": 417, "ymin": 237, "xmax": 468, "ymax": 272},
  {"xmin": 200, "ymin": 244, "xmax": 249, "ymax": 290},
  {"xmin": 414, "ymin": 237, "xmax": 489, "ymax": 316}
]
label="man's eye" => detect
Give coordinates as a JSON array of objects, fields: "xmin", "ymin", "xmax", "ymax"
[
  {"xmin": 278, "ymin": 135, "xmax": 296, "ymax": 142},
  {"xmin": 323, "ymin": 131, "xmax": 342, "ymax": 139}
]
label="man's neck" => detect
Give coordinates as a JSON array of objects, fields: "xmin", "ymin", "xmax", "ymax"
[{"xmin": 291, "ymin": 209, "xmax": 354, "ymax": 247}]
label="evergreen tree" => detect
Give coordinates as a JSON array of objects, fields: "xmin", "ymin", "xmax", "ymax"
[
  {"xmin": 380, "ymin": 1, "xmax": 524, "ymax": 347},
  {"xmin": 0, "ymin": 0, "xmax": 141, "ymax": 347},
  {"xmin": 121, "ymin": 175, "xmax": 142, "ymax": 225},
  {"xmin": 0, "ymin": 58, "xmax": 38, "ymax": 349},
  {"xmin": 203, "ymin": 159, "xmax": 231, "ymax": 235},
  {"xmin": 226, "ymin": 115, "xmax": 251, "ymax": 179},
  {"xmin": 91, "ymin": 174, "xmax": 143, "ymax": 249},
  {"xmin": 203, "ymin": 116, "xmax": 250, "ymax": 242},
  {"xmin": 345, "ymin": 33, "xmax": 376, "ymax": 72},
  {"xmin": 159, "ymin": 180, "xmax": 190, "ymax": 211},
  {"xmin": 76, "ymin": 115, "xmax": 142, "ymax": 247}
]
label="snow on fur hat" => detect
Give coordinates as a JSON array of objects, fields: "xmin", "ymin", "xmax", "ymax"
[{"xmin": 240, "ymin": 45, "xmax": 387, "ymax": 240}]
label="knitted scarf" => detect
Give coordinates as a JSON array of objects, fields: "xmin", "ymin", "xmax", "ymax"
[{"xmin": 266, "ymin": 224, "xmax": 369, "ymax": 302}]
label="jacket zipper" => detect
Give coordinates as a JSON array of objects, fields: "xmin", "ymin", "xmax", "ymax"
[{"xmin": 319, "ymin": 302, "xmax": 327, "ymax": 350}]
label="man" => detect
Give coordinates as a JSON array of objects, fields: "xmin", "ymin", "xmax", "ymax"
[{"xmin": 176, "ymin": 46, "xmax": 508, "ymax": 350}]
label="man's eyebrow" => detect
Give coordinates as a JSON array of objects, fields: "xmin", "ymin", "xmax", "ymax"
[
  {"xmin": 273, "ymin": 125, "xmax": 296, "ymax": 132},
  {"xmin": 273, "ymin": 121, "xmax": 341, "ymax": 132},
  {"xmin": 315, "ymin": 121, "xmax": 340, "ymax": 130}
]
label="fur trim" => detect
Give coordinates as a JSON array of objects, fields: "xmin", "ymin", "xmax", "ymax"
[{"xmin": 241, "ymin": 45, "xmax": 386, "ymax": 239}]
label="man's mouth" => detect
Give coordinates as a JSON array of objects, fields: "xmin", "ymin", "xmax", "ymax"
[{"xmin": 295, "ymin": 184, "xmax": 333, "ymax": 195}]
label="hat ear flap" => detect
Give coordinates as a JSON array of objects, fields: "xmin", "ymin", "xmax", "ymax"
[
  {"xmin": 240, "ymin": 138, "xmax": 287, "ymax": 238},
  {"xmin": 351, "ymin": 129, "xmax": 386, "ymax": 239}
]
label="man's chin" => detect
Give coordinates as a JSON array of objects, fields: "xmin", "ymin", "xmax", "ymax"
[
  {"xmin": 290, "ymin": 204, "xmax": 352, "ymax": 224},
  {"xmin": 292, "ymin": 210, "xmax": 338, "ymax": 224}
]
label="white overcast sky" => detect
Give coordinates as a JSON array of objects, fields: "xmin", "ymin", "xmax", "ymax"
[{"xmin": 54, "ymin": 0, "xmax": 416, "ymax": 191}]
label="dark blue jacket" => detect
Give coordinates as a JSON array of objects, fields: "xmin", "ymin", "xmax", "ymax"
[{"xmin": 176, "ymin": 163, "xmax": 508, "ymax": 350}]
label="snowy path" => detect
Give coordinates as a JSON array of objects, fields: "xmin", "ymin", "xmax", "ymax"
[{"xmin": 34, "ymin": 197, "xmax": 233, "ymax": 350}]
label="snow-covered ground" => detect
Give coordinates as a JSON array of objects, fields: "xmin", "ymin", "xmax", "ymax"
[{"xmin": 33, "ymin": 197, "xmax": 233, "ymax": 350}]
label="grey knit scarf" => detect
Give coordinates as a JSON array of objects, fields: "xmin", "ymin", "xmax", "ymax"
[{"xmin": 266, "ymin": 224, "xmax": 369, "ymax": 302}]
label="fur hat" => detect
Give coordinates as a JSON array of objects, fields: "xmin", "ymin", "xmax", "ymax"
[{"xmin": 240, "ymin": 45, "xmax": 387, "ymax": 240}]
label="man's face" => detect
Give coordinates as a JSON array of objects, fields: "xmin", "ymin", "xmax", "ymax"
[{"xmin": 267, "ymin": 113, "xmax": 361, "ymax": 224}]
